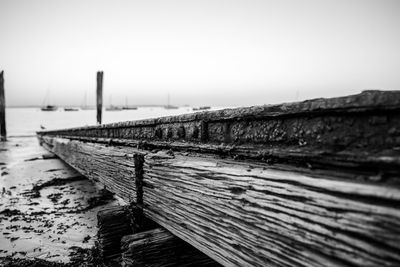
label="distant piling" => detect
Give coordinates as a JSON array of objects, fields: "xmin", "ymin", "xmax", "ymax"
[
  {"xmin": 97, "ymin": 71, "xmax": 103, "ymax": 125},
  {"xmin": 0, "ymin": 71, "xmax": 6, "ymax": 141}
]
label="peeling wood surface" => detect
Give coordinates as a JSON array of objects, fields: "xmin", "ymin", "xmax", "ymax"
[{"xmin": 143, "ymin": 152, "xmax": 400, "ymax": 267}]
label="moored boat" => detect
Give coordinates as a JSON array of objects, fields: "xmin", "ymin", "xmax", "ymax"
[
  {"xmin": 122, "ymin": 106, "xmax": 138, "ymax": 110},
  {"xmin": 193, "ymin": 106, "xmax": 211, "ymax": 111},
  {"xmin": 106, "ymin": 105, "xmax": 122, "ymax": 111},
  {"xmin": 64, "ymin": 107, "xmax": 80, "ymax": 111},
  {"xmin": 41, "ymin": 105, "xmax": 58, "ymax": 111}
]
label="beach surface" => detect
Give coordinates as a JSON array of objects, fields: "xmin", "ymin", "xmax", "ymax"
[{"xmin": 0, "ymin": 136, "xmax": 118, "ymax": 263}]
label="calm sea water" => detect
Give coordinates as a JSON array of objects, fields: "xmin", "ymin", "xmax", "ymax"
[{"xmin": 6, "ymin": 107, "xmax": 225, "ymax": 136}]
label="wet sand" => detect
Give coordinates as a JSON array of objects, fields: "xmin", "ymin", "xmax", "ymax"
[{"xmin": 0, "ymin": 136, "xmax": 119, "ymax": 263}]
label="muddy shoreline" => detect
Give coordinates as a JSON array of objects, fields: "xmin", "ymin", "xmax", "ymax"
[{"xmin": 0, "ymin": 137, "xmax": 120, "ymax": 264}]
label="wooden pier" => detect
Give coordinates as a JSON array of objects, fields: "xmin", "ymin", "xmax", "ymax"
[{"xmin": 37, "ymin": 90, "xmax": 400, "ymax": 267}]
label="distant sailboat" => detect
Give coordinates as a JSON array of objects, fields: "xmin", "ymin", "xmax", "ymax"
[
  {"xmin": 81, "ymin": 91, "xmax": 95, "ymax": 110},
  {"xmin": 41, "ymin": 90, "xmax": 58, "ymax": 111},
  {"xmin": 193, "ymin": 106, "xmax": 211, "ymax": 111},
  {"xmin": 122, "ymin": 96, "xmax": 138, "ymax": 110},
  {"xmin": 41, "ymin": 105, "xmax": 58, "ymax": 111},
  {"xmin": 64, "ymin": 107, "xmax": 79, "ymax": 111},
  {"xmin": 106, "ymin": 105, "xmax": 122, "ymax": 111},
  {"xmin": 164, "ymin": 93, "xmax": 178, "ymax": 109},
  {"xmin": 106, "ymin": 95, "xmax": 122, "ymax": 111}
]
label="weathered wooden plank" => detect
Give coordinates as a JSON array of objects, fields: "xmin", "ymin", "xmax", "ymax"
[
  {"xmin": 38, "ymin": 135, "xmax": 400, "ymax": 267},
  {"xmin": 37, "ymin": 90, "xmax": 400, "ymax": 173},
  {"xmin": 143, "ymin": 151, "xmax": 400, "ymax": 267},
  {"xmin": 38, "ymin": 135, "xmax": 139, "ymax": 203},
  {"xmin": 121, "ymin": 227, "xmax": 221, "ymax": 267},
  {"xmin": 37, "ymin": 91, "xmax": 400, "ymax": 267},
  {"xmin": 97, "ymin": 205, "xmax": 133, "ymax": 261}
]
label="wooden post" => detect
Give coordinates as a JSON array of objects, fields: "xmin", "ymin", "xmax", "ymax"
[
  {"xmin": 0, "ymin": 71, "xmax": 6, "ymax": 141},
  {"xmin": 97, "ymin": 205, "xmax": 132, "ymax": 261},
  {"xmin": 96, "ymin": 71, "xmax": 103, "ymax": 125},
  {"xmin": 133, "ymin": 154, "xmax": 145, "ymax": 232},
  {"xmin": 97, "ymin": 204, "xmax": 157, "ymax": 263}
]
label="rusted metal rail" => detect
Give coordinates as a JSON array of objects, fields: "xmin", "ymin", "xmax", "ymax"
[{"xmin": 38, "ymin": 90, "xmax": 400, "ymax": 267}]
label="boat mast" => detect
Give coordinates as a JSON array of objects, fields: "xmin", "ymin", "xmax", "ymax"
[
  {"xmin": 42, "ymin": 89, "xmax": 50, "ymax": 107},
  {"xmin": 84, "ymin": 91, "xmax": 87, "ymax": 108}
]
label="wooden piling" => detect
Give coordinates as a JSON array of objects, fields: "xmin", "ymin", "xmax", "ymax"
[
  {"xmin": 97, "ymin": 204, "xmax": 158, "ymax": 262},
  {"xmin": 97, "ymin": 205, "xmax": 132, "ymax": 261},
  {"xmin": 0, "ymin": 71, "xmax": 6, "ymax": 141},
  {"xmin": 96, "ymin": 71, "xmax": 103, "ymax": 125},
  {"xmin": 121, "ymin": 228, "xmax": 221, "ymax": 267}
]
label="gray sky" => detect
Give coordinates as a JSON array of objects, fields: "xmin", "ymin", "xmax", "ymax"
[{"xmin": 1, "ymin": 0, "xmax": 399, "ymax": 107}]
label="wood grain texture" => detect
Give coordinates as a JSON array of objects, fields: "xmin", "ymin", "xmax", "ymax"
[
  {"xmin": 38, "ymin": 135, "xmax": 400, "ymax": 267},
  {"xmin": 121, "ymin": 227, "xmax": 221, "ymax": 267},
  {"xmin": 38, "ymin": 135, "xmax": 140, "ymax": 203},
  {"xmin": 97, "ymin": 205, "xmax": 133, "ymax": 261},
  {"xmin": 143, "ymin": 152, "xmax": 400, "ymax": 267}
]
